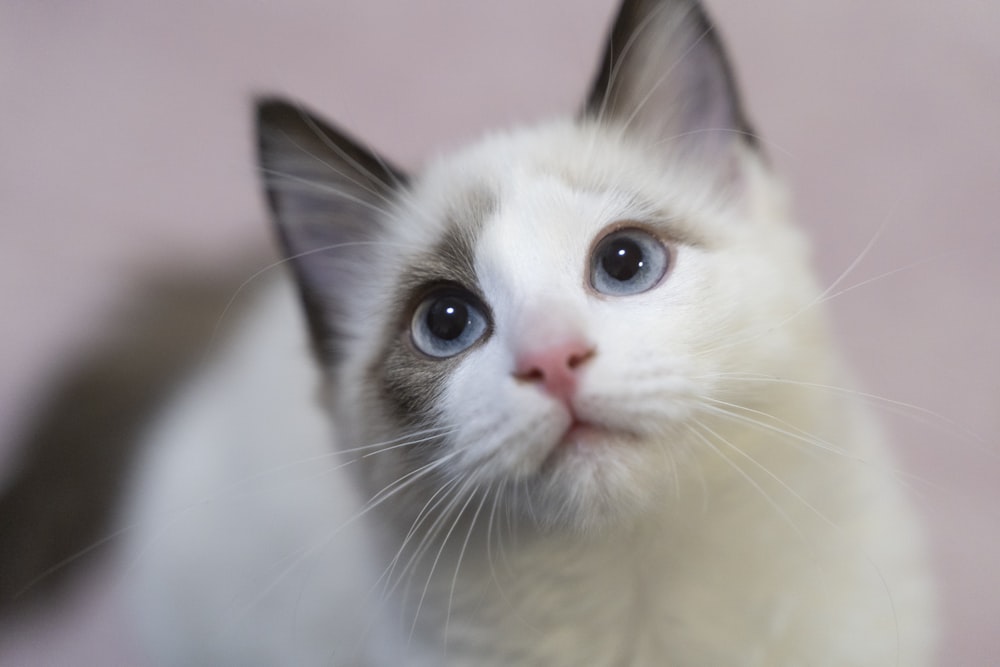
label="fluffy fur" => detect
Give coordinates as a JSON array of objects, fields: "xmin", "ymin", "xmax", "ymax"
[{"xmin": 123, "ymin": 1, "xmax": 937, "ymax": 664}]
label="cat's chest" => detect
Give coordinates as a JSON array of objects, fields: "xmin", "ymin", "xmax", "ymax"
[
  {"xmin": 394, "ymin": 531, "xmax": 688, "ymax": 667},
  {"xmin": 388, "ymin": 506, "xmax": 821, "ymax": 667}
]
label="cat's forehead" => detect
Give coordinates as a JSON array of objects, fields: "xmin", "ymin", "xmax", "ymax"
[
  {"xmin": 393, "ymin": 121, "xmax": 719, "ymax": 265},
  {"xmin": 417, "ymin": 121, "xmax": 671, "ymax": 208}
]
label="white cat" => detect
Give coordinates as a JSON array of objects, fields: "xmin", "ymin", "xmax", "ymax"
[{"xmin": 124, "ymin": 0, "xmax": 937, "ymax": 664}]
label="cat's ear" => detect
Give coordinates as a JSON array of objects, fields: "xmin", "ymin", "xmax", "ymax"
[
  {"xmin": 585, "ymin": 0, "xmax": 757, "ymax": 163},
  {"xmin": 256, "ymin": 97, "xmax": 408, "ymax": 360}
]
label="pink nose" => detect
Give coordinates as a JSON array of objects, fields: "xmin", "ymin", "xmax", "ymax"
[{"xmin": 514, "ymin": 340, "xmax": 596, "ymax": 403}]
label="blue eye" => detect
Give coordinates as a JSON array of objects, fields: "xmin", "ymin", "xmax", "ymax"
[
  {"xmin": 411, "ymin": 288, "xmax": 490, "ymax": 358},
  {"xmin": 590, "ymin": 228, "xmax": 670, "ymax": 296}
]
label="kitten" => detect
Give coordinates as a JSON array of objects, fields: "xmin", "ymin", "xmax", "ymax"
[{"xmin": 124, "ymin": 0, "xmax": 937, "ymax": 664}]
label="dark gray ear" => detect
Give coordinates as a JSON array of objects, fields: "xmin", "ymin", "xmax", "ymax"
[
  {"xmin": 585, "ymin": 0, "xmax": 757, "ymax": 162},
  {"xmin": 256, "ymin": 97, "xmax": 408, "ymax": 360}
]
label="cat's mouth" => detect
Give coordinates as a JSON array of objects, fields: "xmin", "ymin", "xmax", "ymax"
[
  {"xmin": 561, "ymin": 420, "xmax": 609, "ymax": 447},
  {"xmin": 540, "ymin": 418, "xmax": 638, "ymax": 470}
]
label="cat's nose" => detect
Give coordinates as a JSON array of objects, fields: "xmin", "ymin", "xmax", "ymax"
[{"xmin": 513, "ymin": 340, "xmax": 596, "ymax": 403}]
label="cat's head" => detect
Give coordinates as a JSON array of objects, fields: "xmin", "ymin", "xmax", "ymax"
[{"xmin": 257, "ymin": 0, "xmax": 826, "ymax": 532}]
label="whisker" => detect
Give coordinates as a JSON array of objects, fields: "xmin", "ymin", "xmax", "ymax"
[
  {"xmin": 444, "ymin": 480, "xmax": 491, "ymax": 653},
  {"xmin": 651, "ymin": 127, "xmax": 787, "ymax": 157},
  {"xmin": 483, "ymin": 482, "xmax": 536, "ymax": 636},
  {"xmin": 690, "ymin": 418, "xmax": 901, "ymax": 656},
  {"xmin": 24, "ymin": 425, "xmax": 454, "ymax": 600},
  {"xmin": 352, "ymin": 471, "xmax": 468, "ymax": 664},
  {"xmin": 704, "ymin": 371, "xmax": 988, "ymax": 451},
  {"xmin": 620, "ymin": 12, "xmax": 711, "ymax": 136},
  {"xmin": 695, "ymin": 206, "xmax": 896, "ymax": 360},
  {"xmin": 206, "ymin": 236, "xmax": 415, "ymax": 353},
  {"xmin": 700, "ymin": 397, "xmax": 856, "ymax": 459},
  {"xmin": 406, "ymin": 476, "xmax": 479, "ymax": 645},
  {"xmin": 697, "ymin": 399, "xmax": 932, "ymax": 493},
  {"xmin": 485, "ymin": 483, "xmax": 509, "ymax": 593},
  {"xmin": 10, "ymin": 525, "xmax": 133, "ymax": 602},
  {"xmin": 292, "ymin": 108, "xmax": 412, "ymax": 207},
  {"xmin": 392, "ymin": 474, "xmax": 468, "ymax": 606},
  {"xmin": 213, "ymin": 447, "xmax": 457, "ymax": 638},
  {"xmin": 378, "ymin": 473, "xmax": 465, "ymax": 601},
  {"xmin": 360, "ymin": 450, "xmax": 464, "ymax": 521},
  {"xmin": 594, "ymin": 1, "xmax": 665, "ymax": 126},
  {"xmin": 812, "ymin": 250, "xmax": 961, "ymax": 309},
  {"xmin": 342, "ymin": 425, "xmax": 457, "ymax": 456},
  {"xmin": 261, "ymin": 167, "xmax": 395, "ymax": 216},
  {"xmin": 688, "ymin": 419, "xmax": 811, "ymax": 547}
]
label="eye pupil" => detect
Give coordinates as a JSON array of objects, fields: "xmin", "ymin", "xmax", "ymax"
[
  {"xmin": 589, "ymin": 227, "xmax": 669, "ymax": 297},
  {"xmin": 426, "ymin": 296, "xmax": 469, "ymax": 341},
  {"xmin": 601, "ymin": 238, "xmax": 644, "ymax": 281},
  {"xmin": 411, "ymin": 287, "xmax": 489, "ymax": 358}
]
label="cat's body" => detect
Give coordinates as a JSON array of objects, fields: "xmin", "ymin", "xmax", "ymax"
[{"xmin": 124, "ymin": 1, "xmax": 936, "ymax": 664}]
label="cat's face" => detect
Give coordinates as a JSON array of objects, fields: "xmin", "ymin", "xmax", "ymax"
[
  {"xmin": 330, "ymin": 122, "xmax": 821, "ymax": 531},
  {"xmin": 257, "ymin": 0, "xmax": 827, "ymax": 531}
]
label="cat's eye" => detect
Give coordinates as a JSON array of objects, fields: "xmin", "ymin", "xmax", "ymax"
[
  {"xmin": 410, "ymin": 288, "xmax": 490, "ymax": 358},
  {"xmin": 590, "ymin": 227, "xmax": 670, "ymax": 296}
]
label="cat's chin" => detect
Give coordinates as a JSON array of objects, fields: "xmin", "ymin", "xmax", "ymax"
[{"xmin": 524, "ymin": 427, "xmax": 667, "ymax": 534}]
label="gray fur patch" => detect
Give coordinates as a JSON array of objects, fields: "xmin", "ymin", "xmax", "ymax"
[{"xmin": 366, "ymin": 187, "xmax": 497, "ymax": 430}]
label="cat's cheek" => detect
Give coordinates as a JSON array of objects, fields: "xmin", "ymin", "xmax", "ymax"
[{"xmin": 438, "ymin": 350, "xmax": 568, "ymax": 477}]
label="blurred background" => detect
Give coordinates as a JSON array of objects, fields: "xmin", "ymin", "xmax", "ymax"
[{"xmin": 1, "ymin": 0, "xmax": 997, "ymax": 663}]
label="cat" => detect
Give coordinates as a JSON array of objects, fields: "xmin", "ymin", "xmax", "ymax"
[{"xmin": 123, "ymin": 0, "xmax": 937, "ymax": 664}]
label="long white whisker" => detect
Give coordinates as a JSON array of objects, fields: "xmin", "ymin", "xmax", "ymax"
[
  {"xmin": 688, "ymin": 419, "xmax": 810, "ymax": 548},
  {"xmin": 814, "ymin": 250, "xmax": 961, "ymax": 308},
  {"xmin": 261, "ymin": 167, "xmax": 394, "ymax": 216},
  {"xmin": 701, "ymin": 397, "xmax": 855, "ymax": 459},
  {"xmin": 706, "ymin": 372, "xmax": 987, "ymax": 450},
  {"xmin": 291, "ymin": 105, "xmax": 416, "ymax": 209},
  {"xmin": 444, "ymin": 481, "xmax": 491, "ymax": 653},
  {"xmin": 206, "ymin": 237, "xmax": 414, "ymax": 352},
  {"xmin": 697, "ymin": 400, "xmax": 931, "ymax": 492},
  {"xmin": 406, "ymin": 476, "xmax": 478, "ymax": 644},
  {"xmin": 621, "ymin": 14, "xmax": 711, "ymax": 136},
  {"xmin": 595, "ymin": 2, "xmax": 666, "ymax": 125},
  {"xmin": 651, "ymin": 127, "xmax": 786, "ymax": 156},
  {"xmin": 215, "ymin": 448, "xmax": 455, "ymax": 638},
  {"xmin": 378, "ymin": 473, "xmax": 465, "ymax": 601},
  {"xmin": 691, "ymin": 418, "xmax": 901, "ymax": 655},
  {"xmin": 696, "ymin": 206, "xmax": 894, "ymax": 359},
  {"xmin": 125, "ymin": 427, "xmax": 453, "ymax": 580},
  {"xmin": 394, "ymin": 474, "xmax": 468, "ymax": 606}
]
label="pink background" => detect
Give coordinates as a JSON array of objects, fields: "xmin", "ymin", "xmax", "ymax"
[{"xmin": 1, "ymin": 1, "xmax": 997, "ymax": 663}]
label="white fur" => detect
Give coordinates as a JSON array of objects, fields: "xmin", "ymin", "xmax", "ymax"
[{"xmin": 124, "ymin": 117, "xmax": 936, "ymax": 665}]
